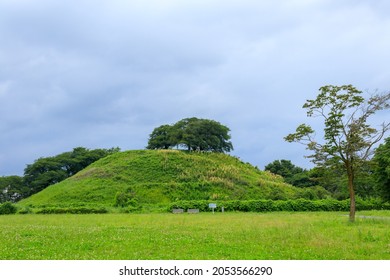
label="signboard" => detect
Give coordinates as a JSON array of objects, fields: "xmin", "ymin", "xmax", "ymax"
[
  {"xmin": 208, "ymin": 203, "xmax": 217, "ymax": 209},
  {"xmin": 209, "ymin": 203, "xmax": 217, "ymax": 214}
]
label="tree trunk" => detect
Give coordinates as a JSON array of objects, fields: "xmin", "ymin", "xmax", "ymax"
[
  {"xmin": 348, "ymin": 180, "xmax": 356, "ymax": 222},
  {"xmin": 346, "ymin": 162, "xmax": 356, "ymax": 222}
]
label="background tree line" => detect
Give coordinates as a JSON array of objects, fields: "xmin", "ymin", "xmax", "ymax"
[{"xmin": 0, "ymin": 147, "xmax": 119, "ymax": 203}]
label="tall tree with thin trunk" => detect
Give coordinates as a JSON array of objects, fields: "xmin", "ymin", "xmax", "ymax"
[{"xmin": 285, "ymin": 85, "xmax": 390, "ymax": 222}]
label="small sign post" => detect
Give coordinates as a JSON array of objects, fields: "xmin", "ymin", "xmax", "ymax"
[{"xmin": 208, "ymin": 203, "xmax": 217, "ymax": 214}]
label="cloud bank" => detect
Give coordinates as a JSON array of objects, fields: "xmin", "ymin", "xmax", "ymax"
[{"xmin": 1, "ymin": 0, "xmax": 389, "ymax": 175}]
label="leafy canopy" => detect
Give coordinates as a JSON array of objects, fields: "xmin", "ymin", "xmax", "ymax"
[
  {"xmin": 0, "ymin": 176, "xmax": 26, "ymax": 203},
  {"xmin": 147, "ymin": 117, "xmax": 233, "ymax": 153},
  {"xmin": 24, "ymin": 147, "xmax": 120, "ymax": 195},
  {"xmin": 373, "ymin": 137, "xmax": 390, "ymax": 201},
  {"xmin": 264, "ymin": 160, "xmax": 315, "ymax": 188},
  {"xmin": 285, "ymin": 85, "xmax": 390, "ymax": 166}
]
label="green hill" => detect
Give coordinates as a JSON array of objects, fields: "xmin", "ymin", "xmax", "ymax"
[{"xmin": 18, "ymin": 150, "xmax": 312, "ymax": 209}]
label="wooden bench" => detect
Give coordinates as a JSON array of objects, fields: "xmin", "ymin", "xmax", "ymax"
[
  {"xmin": 172, "ymin": 208, "xmax": 184, "ymax": 214},
  {"xmin": 187, "ymin": 209, "xmax": 199, "ymax": 214}
]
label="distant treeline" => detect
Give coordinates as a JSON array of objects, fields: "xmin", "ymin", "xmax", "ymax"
[
  {"xmin": 263, "ymin": 159, "xmax": 385, "ymax": 201},
  {"xmin": 0, "ymin": 147, "xmax": 120, "ymax": 203},
  {"xmin": 264, "ymin": 135, "xmax": 390, "ymax": 203}
]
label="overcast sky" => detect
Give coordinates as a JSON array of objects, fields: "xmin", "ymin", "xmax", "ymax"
[{"xmin": 1, "ymin": 0, "xmax": 389, "ymax": 176}]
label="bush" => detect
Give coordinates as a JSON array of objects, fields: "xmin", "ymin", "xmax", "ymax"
[
  {"xmin": 297, "ymin": 186, "xmax": 331, "ymax": 200},
  {"xmin": 35, "ymin": 207, "xmax": 108, "ymax": 214},
  {"xmin": 168, "ymin": 198, "xmax": 388, "ymax": 213},
  {"xmin": 114, "ymin": 189, "xmax": 139, "ymax": 208},
  {"xmin": 119, "ymin": 205, "xmax": 143, "ymax": 213},
  {"xmin": 17, "ymin": 206, "xmax": 32, "ymax": 214},
  {"xmin": 221, "ymin": 200, "xmax": 241, "ymax": 212},
  {"xmin": 0, "ymin": 202, "xmax": 18, "ymax": 215},
  {"xmin": 168, "ymin": 200, "xmax": 210, "ymax": 212}
]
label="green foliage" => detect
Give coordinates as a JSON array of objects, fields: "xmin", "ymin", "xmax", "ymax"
[
  {"xmin": 353, "ymin": 161, "xmax": 379, "ymax": 199},
  {"xmin": 0, "ymin": 175, "xmax": 27, "ymax": 203},
  {"xmin": 168, "ymin": 198, "xmax": 389, "ymax": 213},
  {"xmin": 265, "ymin": 159, "xmax": 303, "ymax": 178},
  {"xmin": 147, "ymin": 117, "xmax": 233, "ymax": 152},
  {"xmin": 114, "ymin": 188, "xmax": 139, "ymax": 209},
  {"xmin": 296, "ymin": 185, "xmax": 331, "ymax": 200},
  {"xmin": 23, "ymin": 147, "xmax": 120, "ymax": 196},
  {"xmin": 0, "ymin": 201, "xmax": 18, "ymax": 215},
  {"xmin": 35, "ymin": 207, "xmax": 108, "ymax": 214},
  {"xmin": 17, "ymin": 206, "xmax": 32, "ymax": 215},
  {"xmin": 118, "ymin": 205, "xmax": 143, "ymax": 213},
  {"xmin": 285, "ymin": 84, "xmax": 390, "ymax": 221},
  {"xmin": 23, "ymin": 149, "xmax": 387, "ymax": 213},
  {"xmin": 309, "ymin": 166, "xmax": 349, "ymax": 199},
  {"xmin": 169, "ymin": 200, "xmax": 211, "ymax": 212},
  {"xmin": 285, "ymin": 85, "xmax": 389, "ymax": 166},
  {"xmin": 373, "ymin": 137, "xmax": 390, "ymax": 201},
  {"xmin": 18, "ymin": 150, "xmax": 305, "ymax": 209},
  {"xmin": 146, "ymin": 124, "xmax": 174, "ymax": 149},
  {"xmin": 308, "ymin": 160, "xmax": 380, "ymax": 200},
  {"xmin": 264, "ymin": 159, "xmax": 316, "ymax": 187}
]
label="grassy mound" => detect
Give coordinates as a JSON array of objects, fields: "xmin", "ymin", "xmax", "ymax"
[{"xmin": 18, "ymin": 150, "xmax": 307, "ymax": 209}]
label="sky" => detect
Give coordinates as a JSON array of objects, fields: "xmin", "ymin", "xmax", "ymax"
[{"xmin": 1, "ymin": 0, "xmax": 389, "ymax": 176}]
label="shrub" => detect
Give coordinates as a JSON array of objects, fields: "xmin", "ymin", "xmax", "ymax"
[
  {"xmin": 119, "ymin": 205, "xmax": 143, "ymax": 213},
  {"xmin": 114, "ymin": 189, "xmax": 139, "ymax": 208},
  {"xmin": 35, "ymin": 207, "xmax": 108, "ymax": 214},
  {"xmin": 167, "ymin": 198, "xmax": 388, "ymax": 213},
  {"xmin": 17, "ymin": 206, "xmax": 32, "ymax": 214},
  {"xmin": 0, "ymin": 202, "xmax": 17, "ymax": 215},
  {"xmin": 168, "ymin": 200, "xmax": 210, "ymax": 212},
  {"xmin": 297, "ymin": 186, "xmax": 331, "ymax": 200},
  {"xmin": 220, "ymin": 200, "xmax": 241, "ymax": 212}
]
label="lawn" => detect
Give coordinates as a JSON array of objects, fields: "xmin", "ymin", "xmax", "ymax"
[{"xmin": 0, "ymin": 211, "xmax": 389, "ymax": 260}]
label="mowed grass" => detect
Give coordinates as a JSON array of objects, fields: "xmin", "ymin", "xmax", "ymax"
[{"xmin": 0, "ymin": 211, "xmax": 389, "ymax": 260}]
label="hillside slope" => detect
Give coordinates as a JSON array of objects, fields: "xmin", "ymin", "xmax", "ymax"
[{"xmin": 19, "ymin": 150, "xmax": 304, "ymax": 208}]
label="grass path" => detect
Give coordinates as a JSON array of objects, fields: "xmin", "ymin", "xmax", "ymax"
[{"xmin": 0, "ymin": 211, "xmax": 389, "ymax": 260}]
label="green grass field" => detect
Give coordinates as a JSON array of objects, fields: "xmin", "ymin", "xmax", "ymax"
[{"xmin": 1, "ymin": 211, "xmax": 389, "ymax": 260}]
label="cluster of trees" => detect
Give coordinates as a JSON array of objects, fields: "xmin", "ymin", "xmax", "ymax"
[
  {"xmin": 265, "ymin": 140, "xmax": 390, "ymax": 202},
  {"xmin": 0, "ymin": 147, "xmax": 119, "ymax": 203},
  {"xmin": 0, "ymin": 176, "xmax": 26, "ymax": 203},
  {"xmin": 265, "ymin": 160, "xmax": 316, "ymax": 188},
  {"xmin": 374, "ymin": 137, "xmax": 390, "ymax": 201},
  {"xmin": 147, "ymin": 117, "xmax": 233, "ymax": 152}
]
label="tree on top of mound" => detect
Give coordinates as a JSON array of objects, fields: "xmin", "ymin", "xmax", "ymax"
[{"xmin": 147, "ymin": 117, "xmax": 233, "ymax": 153}]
